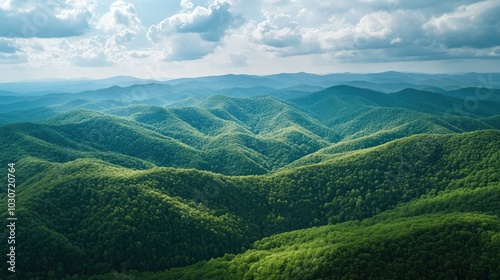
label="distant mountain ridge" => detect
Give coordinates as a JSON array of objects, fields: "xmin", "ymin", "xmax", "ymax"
[{"xmin": 1, "ymin": 71, "xmax": 499, "ymax": 95}]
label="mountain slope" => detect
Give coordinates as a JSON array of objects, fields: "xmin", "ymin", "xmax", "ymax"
[
  {"xmin": 282, "ymin": 85, "xmax": 498, "ymax": 163},
  {"xmin": 150, "ymin": 212, "xmax": 500, "ymax": 280},
  {"xmin": 1, "ymin": 99, "xmax": 342, "ymax": 175},
  {"xmin": 1, "ymin": 130, "xmax": 498, "ymax": 278}
]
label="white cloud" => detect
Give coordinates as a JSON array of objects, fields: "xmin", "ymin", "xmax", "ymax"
[
  {"xmin": 130, "ymin": 51, "xmax": 150, "ymax": 59},
  {"xmin": 351, "ymin": 10, "xmax": 427, "ymax": 49},
  {"xmin": 14, "ymin": 1, "xmax": 145, "ymax": 68},
  {"xmin": 24, "ymin": 36, "xmax": 114, "ymax": 68},
  {"xmin": 180, "ymin": 0, "xmax": 194, "ymax": 11},
  {"xmin": 147, "ymin": 0, "xmax": 242, "ymax": 61},
  {"xmin": 72, "ymin": 52, "xmax": 112, "ymax": 67},
  {"xmin": 98, "ymin": 0, "xmax": 142, "ymax": 45},
  {"xmin": 161, "ymin": 33, "xmax": 220, "ymax": 61},
  {"xmin": 253, "ymin": 13, "xmax": 302, "ymax": 48},
  {"xmin": 0, "ymin": 0, "xmax": 95, "ymax": 38},
  {"xmin": 148, "ymin": 0, "xmax": 239, "ymax": 42},
  {"xmin": 240, "ymin": 0, "xmax": 499, "ymax": 62},
  {"xmin": 424, "ymin": 0, "xmax": 500, "ymax": 48},
  {"xmin": 70, "ymin": 36, "xmax": 114, "ymax": 67},
  {"xmin": 228, "ymin": 53, "xmax": 248, "ymax": 67}
]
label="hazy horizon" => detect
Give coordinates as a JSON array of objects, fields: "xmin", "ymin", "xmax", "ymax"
[{"xmin": 2, "ymin": 70, "xmax": 500, "ymax": 84}]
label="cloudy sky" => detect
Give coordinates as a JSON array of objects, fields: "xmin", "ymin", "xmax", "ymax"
[{"xmin": 0, "ymin": 0, "xmax": 499, "ymax": 81}]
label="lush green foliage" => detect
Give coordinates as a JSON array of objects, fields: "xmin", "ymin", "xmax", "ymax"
[
  {"xmin": 144, "ymin": 213, "xmax": 500, "ymax": 280},
  {"xmin": 0, "ymin": 81, "xmax": 499, "ymax": 279},
  {"xmin": 1, "ymin": 130, "xmax": 499, "ymax": 279}
]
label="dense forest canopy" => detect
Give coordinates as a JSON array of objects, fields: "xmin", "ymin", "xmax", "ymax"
[{"xmin": 0, "ymin": 72, "xmax": 499, "ymax": 279}]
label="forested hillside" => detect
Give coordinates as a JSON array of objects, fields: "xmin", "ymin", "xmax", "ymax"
[
  {"xmin": 0, "ymin": 73, "xmax": 499, "ymax": 279},
  {"xmin": 1, "ymin": 130, "xmax": 499, "ymax": 279}
]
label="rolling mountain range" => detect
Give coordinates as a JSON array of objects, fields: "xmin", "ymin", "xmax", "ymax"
[{"xmin": 0, "ymin": 72, "xmax": 499, "ymax": 279}]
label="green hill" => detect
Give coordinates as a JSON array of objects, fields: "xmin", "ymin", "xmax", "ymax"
[
  {"xmin": 1, "ymin": 130, "xmax": 498, "ymax": 278},
  {"xmin": 198, "ymin": 95, "xmax": 339, "ymax": 141},
  {"xmin": 283, "ymin": 85, "xmax": 498, "ymax": 164},
  {"xmin": 290, "ymin": 85, "xmax": 499, "ymax": 132},
  {"xmin": 149, "ymin": 212, "xmax": 499, "ymax": 280},
  {"xmin": 1, "ymin": 100, "xmax": 340, "ymax": 175}
]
